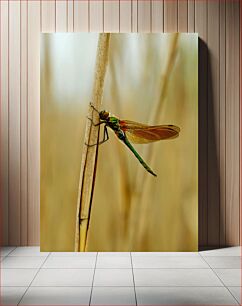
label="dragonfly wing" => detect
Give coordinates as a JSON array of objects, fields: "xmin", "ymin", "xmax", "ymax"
[
  {"xmin": 119, "ymin": 120, "xmax": 149, "ymax": 129},
  {"xmin": 120, "ymin": 120, "xmax": 180, "ymax": 144},
  {"xmin": 125, "ymin": 131, "xmax": 158, "ymax": 144}
]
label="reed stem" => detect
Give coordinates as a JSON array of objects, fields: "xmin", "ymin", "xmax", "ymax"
[
  {"xmin": 128, "ymin": 34, "xmax": 180, "ymax": 249},
  {"xmin": 74, "ymin": 34, "xmax": 110, "ymax": 251}
]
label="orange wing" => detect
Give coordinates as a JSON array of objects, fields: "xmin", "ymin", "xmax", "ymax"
[{"xmin": 119, "ymin": 120, "xmax": 180, "ymax": 144}]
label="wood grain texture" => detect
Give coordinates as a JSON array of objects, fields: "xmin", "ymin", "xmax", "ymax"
[
  {"xmin": 56, "ymin": 0, "xmax": 67, "ymax": 32},
  {"xmin": 74, "ymin": 0, "xmax": 88, "ymax": 32},
  {"xmin": 41, "ymin": 0, "xmax": 56, "ymax": 32},
  {"xmin": 188, "ymin": 0, "xmax": 195, "ymax": 33},
  {"xmin": 219, "ymin": 0, "xmax": 226, "ymax": 246},
  {"xmin": 0, "ymin": 0, "xmax": 241, "ymax": 247},
  {"xmin": 207, "ymin": 0, "xmax": 220, "ymax": 246},
  {"xmin": 178, "ymin": 0, "xmax": 188, "ymax": 32},
  {"xmin": 151, "ymin": 0, "xmax": 163, "ymax": 32},
  {"xmin": 132, "ymin": 0, "xmax": 138, "ymax": 32},
  {"xmin": 67, "ymin": 0, "xmax": 74, "ymax": 32},
  {"xmin": 0, "ymin": 0, "xmax": 9, "ymax": 245},
  {"xmin": 195, "ymin": 0, "xmax": 208, "ymax": 247},
  {"xmin": 225, "ymin": 0, "xmax": 240, "ymax": 246},
  {"xmin": 164, "ymin": 0, "xmax": 178, "ymax": 32},
  {"xmin": 120, "ymin": 0, "xmax": 131, "ymax": 32},
  {"xmin": 27, "ymin": 1, "xmax": 40, "ymax": 245},
  {"xmin": 104, "ymin": 0, "xmax": 119, "ymax": 32},
  {"xmin": 20, "ymin": 0, "xmax": 28, "ymax": 245},
  {"xmin": 9, "ymin": 0, "xmax": 21, "ymax": 245},
  {"xmin": 90, "ymin": 0, "xmax": 103, "ymax": 32},
  {"xmin": 241, "ymin": 0, "xmax": 242, "ymax": 248},
  {"xmin": 138, "ymin": 0, "xmax": 151, "ymax": 32}
]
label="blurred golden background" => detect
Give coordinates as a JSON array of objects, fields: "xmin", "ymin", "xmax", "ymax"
[{"xmin": 41, "ymin": 33, "xmax": 198, "ymax": 251}]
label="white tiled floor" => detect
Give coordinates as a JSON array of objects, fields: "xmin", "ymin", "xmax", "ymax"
[
  {"xmin": 91, "ymin": 287, "xmax": 136, "ymax": 305},
  {"xmin": 32, "ymin": 268, "xmax": 94, "ymax": 287},
  {"xmin": 2, "ymin": 256, "xmax": 46, "ymax": 269},
  {"xmin": 202, "ymin": 256, "xmax": 241, "ymax": 268},
  {"xmin": 133, "ymin": 268, "xmax": 223, "ymax": 286},
  {"xmin": 42, "ymin": 256, "xmax": 96, "ymax": 268},
  {"xmin": 132, "ymin": 256, "xmax": 209, "ymax": 268},
  {"xmin": 135, "ymin": 287, "xmax": 238, "ymax": 305},
  {"xmin": 0, "ymin": 246, "xmax": 241, "ymax": 305},
  {"xmin": 96, "ymin": 256, "xmax": 132, "ymax": 268},
  {"xmin": 20, "ymin": 287, "xmax": 92, "ymax": 305}
]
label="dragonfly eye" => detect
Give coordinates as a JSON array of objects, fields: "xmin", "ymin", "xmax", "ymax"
[{"xmin": 99, "ymin": 110, "xmax": 109, "ymax": 120}]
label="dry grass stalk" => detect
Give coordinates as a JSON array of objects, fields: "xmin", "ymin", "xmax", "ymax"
[
  {"xmin": 114, "ymin": 101, "xmax": 132, "ymax": 247},
  {"xmin": 128, "ymin": 34, "xmax": 180, "ymax": 249},
  {"xmin": 108, "ymin": 40, "xmax": 132, "ymax": 249},
  {"xmin": 151, "ymin": 33, "xmax": 180, "ymax": 123},
  {"xmin": 74, "ymin": 34, "xmax": 110, "ymax": 251}
]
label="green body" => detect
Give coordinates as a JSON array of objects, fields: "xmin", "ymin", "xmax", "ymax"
[{"xmin": 105, "ymin": 116, "xmax": 157, "ymax": 177}]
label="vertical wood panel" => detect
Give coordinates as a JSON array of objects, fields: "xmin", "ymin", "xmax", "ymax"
[
  {"xmin": 90, "ymin": 0, "xmax": 103, "ymax": 32},
  {"xmin": 28, "ymin": 1, "xmax": 40, "ymax": 245},
  {"xmin": 9, "ymin": 0, "xmax": 21, "ymax": 246},
  {"xmin": 240, "ymin": 0, "xmax": 242, "ymax": 248},
  {"xmin": 195, "ymin": 0, "xmax": 208, "ymax": 247},
  {"xmin": 219, "ymin": 0, "xmax": 226, "ymax": 246},
  {"xmin": 225, "ymin": 0, "xmax": 240, "ymax": 246},
  {"xmin": 56, "ymin": 0, "xmax": 67, "ymax": 32},
  {"xmin": 67, "ymin": 0, "xmax": 74, "ymax": 32},
  {"xmin": 104, "ymin": 0, "xmax": 119, "ymax": 32},
  {"xmin": 151, "ymin": 0, "xmax": 163, "ymax": 33},
  {"xmin": 164, "ymin": 0, "xmax": 178, "ymax": 32},
  {"xmin": 120, "ymin": 0, "xmax": 131, "ymax": 32},
  {"xmin": 188, "ymin": 0, "xmax": 195, "ymax": 32},
  {"xmin": 0, "ymin": 0, "xmax": 240, "ymax": 247},
  {"xmin": 138, "ymin": 0, "xmax": 151, "ymax": 32},
  {"xmin": 207, "ymin": 0, "xmax": 220, "ymax": 246},
  {"xmin": 178, "ymin": 0, "xmax": 188, "ymax": 32},
  {"xmin": 41, "ymin": 0, "xmax": 56, "ymax": 32},
  {"xmin": 132, "ymin": 0, "xmax": 138, "ymax": 32},
  {"xmin": 74, "ymin": 0, "xmax": 89, "ymax": 32},
  {"xmin": 20, "ymin": 0, "xmax": 28, "ymax": 245},
  {"xmin": 0, "ymin": 0, "xmax": 9, "ymax": 245}
]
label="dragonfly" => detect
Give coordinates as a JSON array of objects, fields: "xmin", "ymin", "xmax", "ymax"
[{"xmin": 87, "ymin": 104, "xmax": 180, "ymax": 177}]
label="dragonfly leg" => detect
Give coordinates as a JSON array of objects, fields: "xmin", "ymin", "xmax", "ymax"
[
  {"xmin": 102, "ymin": 125, "xmax": 109, "ymax": 143},
  {"xmin": 96, "ymin": 126, "xmax": 109, "ymax": 145},
  {"xmin": 85, "ymin": 125, "xmax": 109, "ymax": 147},
  {"xmin": 89, "ymin": 102, "xmax": 99, "ymax": 113},
  {"xmin": 86, "ymin": 116, "xmax": 105, "ymax": 127}
]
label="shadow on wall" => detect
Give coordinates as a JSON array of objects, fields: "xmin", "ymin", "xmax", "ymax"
[{"xmin": 198, "ymin": 38, "xmax": 220, "ymax": 250}]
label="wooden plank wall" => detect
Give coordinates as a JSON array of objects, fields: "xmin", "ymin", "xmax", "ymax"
[{"xmin": 0, "ymin": 0, "xmax": 240, "ymax": 247}]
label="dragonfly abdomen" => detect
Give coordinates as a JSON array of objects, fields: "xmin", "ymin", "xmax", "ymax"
[{"xmin": 122, "ymin": 135, "xmax": 157, "ymax": 177}]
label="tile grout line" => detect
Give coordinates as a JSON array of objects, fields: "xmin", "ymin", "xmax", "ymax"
[
  {"xmin": 89, "ymin": 251, "xmax": 98, "ymax": 306},
  {"xmin": 0, "ymin": 257, "xmax": 7, "ymax": 263},
  {"xmin": 2, "ymin": 285, "xmax": 241, "ymax": 288},
  {"xmin": 7, "ymin": 247, "xmax": 17, "ymax": 256},
  {"xmin": 3, "ymin": 254, "xmax": 241, "ymax": 257},
  {"xmin": 3, "ymin": 267, "xmax": 241, "ymax": 270},
  {"xmin": 199, "ymin": 253, "xmax": 240, "ymax": 305},
  {"xmin": 2, "ymin": 246, "xmax": 17, "ymax": 257},
  {"xmin": 17, "ymin": 251, "xmax": 51, "ymax": 306},
  {"xmin": 0, "ymin": 246, "xmax": 17, "ymax": 263},
  {"xmin": 226, "ymin": 286, "xmax": 241, "ymax": 305},
  {"xmin": 130, "ymin": 252, "xmax": 137, "ymax": 306}
]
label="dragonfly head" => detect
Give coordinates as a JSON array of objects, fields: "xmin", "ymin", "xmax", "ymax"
[{"xmin": 99, "ymin": 110, "xmax": 110, "ymax": 121}]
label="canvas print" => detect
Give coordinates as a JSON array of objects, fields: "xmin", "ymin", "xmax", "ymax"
[{"xmin": 41, "ymin": 33, "xmax": 198, "ymax": 251}]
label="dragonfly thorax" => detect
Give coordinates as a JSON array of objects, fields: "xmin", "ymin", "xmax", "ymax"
[{"xmin": 99, "ymin": 110, "xmax": 110, "ymax": 121}]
